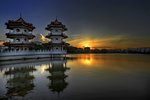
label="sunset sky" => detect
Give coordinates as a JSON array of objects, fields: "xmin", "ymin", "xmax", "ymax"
[{"xmin": 0, "ymin": 0, "xmax": 150, "ymax": 48}]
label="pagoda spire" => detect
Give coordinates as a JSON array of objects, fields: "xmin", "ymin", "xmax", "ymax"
[
  {"xmin": 55, "ymin": 16, "xmax": 58, "ymax": 22},
  {"xmin": 20, "ymin": 13, "xmax": 22, "ymax": 18}
]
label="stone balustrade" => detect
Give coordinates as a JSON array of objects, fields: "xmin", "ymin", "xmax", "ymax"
[{"xmin": 0, "ymin": 50, "xmax": 67, "ymax": 57}]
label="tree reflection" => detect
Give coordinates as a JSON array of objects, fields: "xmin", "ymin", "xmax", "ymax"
[{"xmin": 46, "ymin": 59, "xmax": 70, "ymax": 94}]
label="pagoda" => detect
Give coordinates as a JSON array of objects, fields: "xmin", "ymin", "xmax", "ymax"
[
  {"xmin": 4, "ymin": 16, "xmax": 35, "ymax": 51},
  {"xmin": 45, "ymin": 19, "xmax": 69, "ymax": 55}
]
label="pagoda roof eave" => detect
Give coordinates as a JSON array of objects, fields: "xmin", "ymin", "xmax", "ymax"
[
  {"xmin": 45, "ymin": 27, "xmax": 67, "ymax": 31},
  {"xmin": 3, "ymin": 42, "xmax": 35, "ymax": 47},
  {"xmin": 5, "ymin": 17, "xmax": 35, "ymax": 31},
  {"xmin": 45, "ymin": 19, "xmax": 67, "ymax": 31},
  {"xmin": 6, "ymin": 33, "xmax": 35, "ymax": 39},
  {"xmin": 46, "ymin": 34, "xmax": 68, "ymax": 39},
  {"xmin": 5, "ymin": 24, "xmax": 35, "ymax": 31},
  {"xmin": 47, "ymin": 42, "xmax": 69, "ymax": 46}
]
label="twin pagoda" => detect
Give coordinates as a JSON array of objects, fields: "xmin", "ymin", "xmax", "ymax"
[{"xmin": 3, "ymin": 16, "xmax": 69, "ymax": 55}]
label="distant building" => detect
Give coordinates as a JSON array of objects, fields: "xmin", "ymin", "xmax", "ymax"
[
  {"xmin": 45, "ymin": 19, "xmax": 69, "ymax": 54},
  {"xmin": 84, "ymin": 47, "xmax": 90, "ymax": 53},
  {"xmin": 127, "ymin": 47, "xmax": 150, "ymax": 53}
]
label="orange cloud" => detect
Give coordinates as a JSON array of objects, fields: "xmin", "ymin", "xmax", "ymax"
[
  {"xmin": 0, "ymin": 41, "xmax": 4, "ymax": 46},
  {"xmin": 67, "ymin": 35, "xmax": 126, "ymax": 48},
  {"xmin": 68, "ymin": 34, "xmax": 150, "ymax": 49}
]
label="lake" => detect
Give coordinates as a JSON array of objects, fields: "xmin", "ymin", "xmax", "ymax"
[{"xmin": 0, "ymin": 54, "xmax": 150, "ymax": 100}]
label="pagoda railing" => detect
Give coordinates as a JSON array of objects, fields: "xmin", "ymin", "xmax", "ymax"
[
  {"xmin": 5, "ymin": 41, "xmax": 30, "ymax": 44},
  {"xmin": 0, "ymin": 50, "xmax": 67, "ymax": 56},
  {"xmin": 8, "ymin": 32, "xmax": 33, "ymax": 35},
  {"xmin": 47, "ymin": 33, "xmax": 67, "ymax": 37}
]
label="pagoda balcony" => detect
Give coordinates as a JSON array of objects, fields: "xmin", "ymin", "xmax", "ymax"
[
  {"xmin": 46, "ymin": 33, "xmax": 68, "ymax": 39},
  {"xmin": 6, "ymin": 33, "xmax": 35, "ymax": 39},
  {"xmin": 3, "ymin": 42, "xmax": 34, "ymax": 46},
  {"xmin": 7, "ymin": 31, "xmax": 33, "ymax": 35}
]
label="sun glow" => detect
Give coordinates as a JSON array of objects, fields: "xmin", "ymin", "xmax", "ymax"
[
  {"xmin": 80, "ymin": 41, "xmax": 92, "ymax": 48},
  {"xmin": 84, "ymin": 42, "xmax": 91, "ymax": 47},
  {"xmin": 68, "ymin": 35, "xmax": 131, "ymax": 49},
  {"xmin": 81, "ymin": 54, "xmax": 93, "ymax": 65},
  {"xmin": 84, "ymin": 59, "xmax": 92, "ymax": 65}
]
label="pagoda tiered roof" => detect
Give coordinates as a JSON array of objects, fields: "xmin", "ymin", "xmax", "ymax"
[
  {"xmin": 45, "ymin": 19, "xmax": 67, "ymax": 31},
  {"xmin": 5, "ymin": 17, "xmax": 35, "ymax": 31},
  {"xmin": 47, "ymin": 42, "xmax": 70, "ymax": 46},
  {"xmin": 46, "ymin": 33, "xmax": 68, "ymax": 39}
]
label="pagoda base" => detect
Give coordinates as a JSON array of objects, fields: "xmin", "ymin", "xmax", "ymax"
[{"xmin": 0, "ymin": 51, "xmax": 67, "ymax": 61}]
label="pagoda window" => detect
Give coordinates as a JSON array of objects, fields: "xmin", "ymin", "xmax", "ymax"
[
  {"xmin": 16, "ymin": 48, "xmax": 19, "ymax": 51},
  {"xmin": 56, "ymin": 38, "xmax": 58, "ymax": 40},
  {"xmin": 16, "ymin": 29, "xmax": 20, "ymax": 32},
  {"xmin": 55, "ymin": 30, "xmax": 58, "ymax": 32},
  {"xmin": 16, "ymin": 38, "xmax": 20, "ymax": 42},
  {"xmin": 24, "ymin": 29, "xmax": 27, "ymax": 32},
  {"xmin": 24, "ymin": 38, "xmax": 27, "ymax": 41}
]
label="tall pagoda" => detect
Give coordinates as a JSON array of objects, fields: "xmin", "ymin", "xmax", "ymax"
[
  {"xmin": 4, "ymin": 16, "xmax": 35, "ymax": 51},
  {"xmin": 45, "ymin": 19, "xmax": 69, "ymax": 54}
]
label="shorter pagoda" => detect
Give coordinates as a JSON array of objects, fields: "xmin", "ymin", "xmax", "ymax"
[
  {"xmin": 4, "ymin": 16, "xmax": 35, "ymax": 51},
  {"xmin": 45, "ymin": 19, "xmax": 69, "ymax": 55}
]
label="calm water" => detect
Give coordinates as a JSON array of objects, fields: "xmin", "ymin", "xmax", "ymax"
[{"xmin": 0, "ymin": 54, "xmax": 150, "ymax": 100}]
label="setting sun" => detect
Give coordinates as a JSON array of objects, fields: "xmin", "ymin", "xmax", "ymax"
[
  {"xmin": 84, "ymin": 42, "xmax": 91, "ymax": 47},
  {"xmin": 79, "ymin": 41, "xmax": 93, "ymax": 48}
]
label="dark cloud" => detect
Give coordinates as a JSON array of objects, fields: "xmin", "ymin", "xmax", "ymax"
[{"xmin": 0, "ymin": 0, "xmax": 150, "ymax": 47}]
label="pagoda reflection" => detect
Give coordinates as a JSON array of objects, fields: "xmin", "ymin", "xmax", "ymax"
[
  {"xmin": 46, "ymin": 58, "xmax": 70, "ymax": 94},
  {"xmin": 4, "ymin": 66, "xmax": 36, "ymax": 98}
]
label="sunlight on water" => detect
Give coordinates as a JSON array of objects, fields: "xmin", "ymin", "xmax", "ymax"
[
  {"xmin": 0, "ymin": 54, "xmax": 150, "ymax": 100},
  {"xmin": 81, "ymin": 54, "xmax": 93, "ymax": 65}
]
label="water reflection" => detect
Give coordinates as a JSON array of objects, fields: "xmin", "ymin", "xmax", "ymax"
[
  {"xmin": 40, "ymin": 64, "xmax": 48, "ymax": 74},
  {"xmin": 0, "ymin": 54, "xmax": 150, "ymax": 100},
  {"xmin": 0, "ymin": 58, "xmax": 70, "ymax": 99},
  {"xmin": 4, "ymin": 66, "xmax": 36, "ymax": 98},
  {"xmin": 81, "ymin": 54, "xmax": 93, "ymax": 65},
  {"xmin": 46, "ymin": 59, "xmax": 70, "ymax": 94}
]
